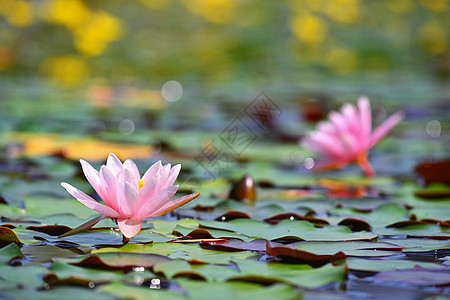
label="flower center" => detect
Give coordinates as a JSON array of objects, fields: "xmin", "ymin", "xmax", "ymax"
[{"xmin": 138, "ymin": 179, "xmax": 144, "ymax": 191}]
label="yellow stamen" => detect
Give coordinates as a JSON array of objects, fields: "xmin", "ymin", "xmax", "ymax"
[{"xmin": 138, "ymin": 179, "xmax": 144, "ymax": 191}]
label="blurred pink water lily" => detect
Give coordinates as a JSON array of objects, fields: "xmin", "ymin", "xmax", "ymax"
[
  {"xmin": 61, "ymin": 153, "xmax": 199, "ymax": 239},
  {"xmin": 302, "ymin": 96, "xmax": 404, "ymax": 177}
]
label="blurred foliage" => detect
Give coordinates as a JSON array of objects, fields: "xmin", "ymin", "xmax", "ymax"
[{"xmin": 0, "ymin": 0, "xmax": 449, "ymax": 86}]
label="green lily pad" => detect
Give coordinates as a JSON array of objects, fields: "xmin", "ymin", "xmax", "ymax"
[
  {"xmin": 378, "ymin": 238, "xmax": 450, "ymax": 253},
  {"xmin": 177, "ymin": 278, "xmax": 300, "ymax": 300},
  {"xmin": 289, "ymin": 241, "xmax": 402, "ymax": 257},
  {"xmin": 24, "ymin": 196, "xmax": 97, "ymax": 219},
  {"xmin": 0, "ymin": 264, "xmax": 47, "ymax": 290},
  {"xmin": 230, "ymin": 260, "xmax": 346, "ymax": 288},
  {"xmin": 71, "ymin": 252, "xmax": 172, "ymax": 270},
  {"xmin": 198, "ymin": 219, "xmax": 377, "ymax": 241},
  {"xmin": 374, "ymin": 224, "xmax": 450, "ymax": 239},
  {"xmin": 46, "ymin": 260, "xmax": 155, "ymax": 285},
  {"xmin": 99, "ymin": 281, "xmax": 186, "ymax": 300},
  {"xmin": 154, "ymin": 259, "xmax": 240, "ymax": 281},
  {"xmin": 347, "ymin": 258, "xmax": 447, "ymax": 273},
  {"xmin": 93, "ymin": 243, "xmax": 258, "ymax": 264},
  {"xmin": 329, "ymin": 203, "xmax": 409, "ymax": 228},
  {"xmin": 22, "ymin": 245, "xmax": 82, "ymax": 263},
  {"xmin": 1, "ymin": 286, "xmax": 114, "ymax": 300},
  {"xmin": 0, "ymin": 243, "xmax": 22, "ymax": 264}
]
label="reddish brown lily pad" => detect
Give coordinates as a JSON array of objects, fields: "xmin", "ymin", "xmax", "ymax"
[
  {"xmin": 0, "ymin": 226, "xmax": 23, "ymax": 248},
  {"xmin": 337, "ymin": 218, "xmax": 371, "ymax": 232},
  {"xmin": 215, "ymin": 211, "xmax": 251, "ymax": 221},
  {"xmin": 26, "ymin": 225, "xmax": 72, "ymax": 236},
  {"xmin": 266, "ymin": 243, "xmax": 346, "ymax": 268},
  {"xmin": 415, "ymin": 160, "xmax": 450, "ymax": 186}
]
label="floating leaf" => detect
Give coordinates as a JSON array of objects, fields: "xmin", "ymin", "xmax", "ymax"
[
  {"xmin": 27, "ymin": 225, "xmax": 72, "ymax": 236},
  {"xmin": 415, "ymin": 160, "xmax": 450, "ymax": 186},
  {"xmin": 348, "ymin": 257, "xmax": 448, "ymax": 273},
  {"xmin": 98, "ymin": 281, "xmax": 185, "ymax": 300},
  {"xmin": 0, "ymin": 243, "xmax": 22, "ymax": 264},
  {"xmin": 93, "ymin": 243, "xmax": 258, "ymax": 264},
  {"xmin": 21, "ymin": 245, "xmax": 82, "ymax": 263},
  {"xmin": 58, "ymin": 214, "xmax": 106, "ymax": 238},
  {"xmin": 71, "ymin": 253, "xmax": 171, "ymax": 270},
  {"xmin": 0, "ymin": 226, "xmax": 22, "ymax": 248},
  {"xmin": 374, "ymin": 268, "xmax": 450, "ymax": 286}
]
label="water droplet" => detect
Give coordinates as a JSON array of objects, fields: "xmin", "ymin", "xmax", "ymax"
[
  {"xmin": 303, "ymin": 157, "xmax": 315, "ymax": 169},
  {"xmin": 162, "ymin": 80, "xmax": 183, "ymax": 102},
  {"xmin": 150, "ymin": 278, "xmax": 161, "ymax": 289},
  {"xmin": 119, "ymin": 119, "xmax": 135, "ymax": 135},
  {"xmin": 426, "ymin": 120, "xmax": 441, "ymax": 137}
]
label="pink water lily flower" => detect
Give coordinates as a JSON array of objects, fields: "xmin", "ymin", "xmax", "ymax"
[
  {"xmin": 302, "ymin": 96, "xmax": 404, "ymax": 177},
  {"xmin": 61, "ymin": 153, "xmax": 199, "ymax": 239}
]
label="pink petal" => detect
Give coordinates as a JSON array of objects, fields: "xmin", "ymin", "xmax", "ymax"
[
  {"xmin": 329, "ymin": 111, "xmax": 349, "ymax": 135},
  {"xmin": 341, "ymin": 104, "xmax": 361, "ymax": 140},
  {"xmin": 371, "ymin": 111, "xmax": 404, "ymax": 147},
  {"xmin": 142, "ymin": 160, "xmax": 162, "ymax": 184},
  {"xmin": 117, "ymin": 219, "xmax": 142, "ymax": 238},
  {"xmin": 123, "ymin": 159, "xmax": 140, "ymax": 186},
  {"xmin": 139, "ymin": 168, "xmax": 162, "ymax": 204},
  {"xmin": 117, "ymin": 181, "xmax": 140, "ymax": 218},
  {"xmin": 148, "ymin": 192, "xmax": 199, "ymax": 217},
  {"xmin": 124, "ymin": 168, "xmax": 138, "ymax": 187},
  {"xmin": 80, "ymin": 159, "xmax": 100, "ymax": 189},
  {"xmin": 136, "ymin": 185, "xmax": 178, "ymax": 220},
  {"xmin": 317, "ymin": 121, "xmax": 337, "ymax": 135},
  {"xmin": 106, "ymin": 153, "xmax": 123, "ymax": 175},
  {"xmin": 160, "ymin": 163, "xmax": 171, "ymax": 182},
  {"xmin": 99, "ymin": 166, "xmax": 120, "ymax": 212},
  {"xmin": 163, "ymin": 164, "xmax": 181, "ymax": 190},
  {"xmin": 306, "ymin": 131, "xmax": 348, "ymax": 159},
  {"xmin": 357, "ymin": 96, "xmax": 372, "ymax": 140},
  {"xmin": 61, "ymin": 182, "xmax": 121, "ymax": 218}
]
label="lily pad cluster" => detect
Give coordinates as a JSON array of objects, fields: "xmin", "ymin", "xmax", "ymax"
[
  {"xmin": 0, "ymin": 155, "xmax": 449, "ymax": 299},
  {"xmin": 0, "ymin": 87, "xmax": 449, "ymax": 299}
]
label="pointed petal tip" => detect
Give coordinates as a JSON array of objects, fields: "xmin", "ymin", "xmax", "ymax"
[{"xmin": 358, "ymin": 95, "xmax": 370, "ymax": 103}]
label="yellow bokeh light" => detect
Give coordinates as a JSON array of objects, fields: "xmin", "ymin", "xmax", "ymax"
[
  {"xmin": 43, "ymin": 0, "xmax": 123, "ymax": 57},
  {"xmin": 1, "ymin": 0, "xmax": 34, "ymax": 27},
  {"xmin": 290, "ymin": 13, "xmax": 327, "ymax": 46},
  {"xmin": 73, "ymin": 11, "xmax": 123, "ymax": 57},
  {"xmin": 139, "ymin": 0, "xmax": 169, "ymax": 10},
  {"xmin": 44, "ymin": 0, "xmax": 91, "ymax": 30},
  {"xmin": 418, "ymin": 0, "xmax": 448, "ymax": 12},
  {"xmin": 40, "ymin": 55, "xmax": 89, "ymax": 86},
  {"xmin": 324, "ymin": 47, "xmax": 358, "ymax": 74},
  {"xmin": 417, "ymin": 21, "xmax": 448, "ymax": 54},
  {"xmin": 384, "ymin": 0, "xmax": 415, "ymax": 14},
  {"xmin": 183, "ymin": 0, "xmax": 234, "ymax": 24},
  {"xmin": 324, "ymin": 0, "xmax": 359, "ymax": 24}
]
